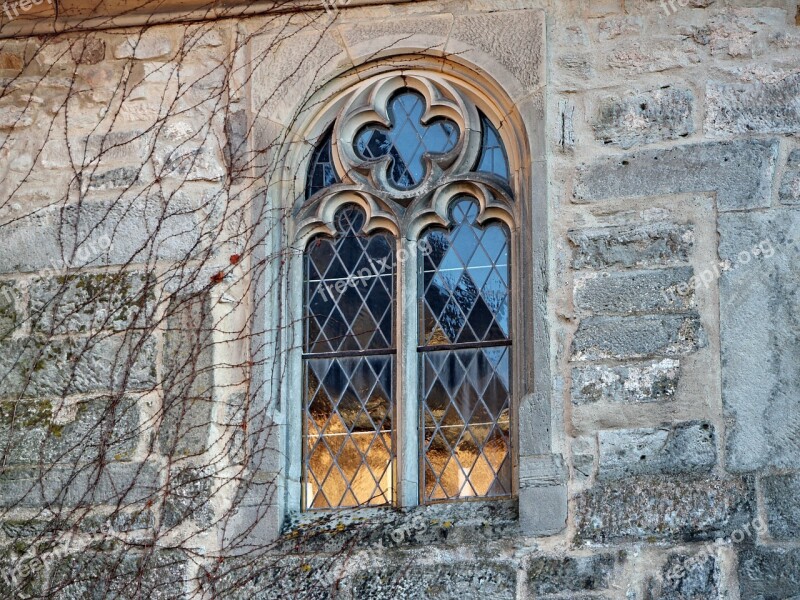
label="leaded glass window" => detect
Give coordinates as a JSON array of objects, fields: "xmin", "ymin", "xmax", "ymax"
[
  {"xmin": 303, "ymin": 206, "xmax": 395, "ymax": 510},
  {"xmin": 420, "ymin": 198, "xmax": 512, "ymax": 501},
  {"xmin": 298, "ymin": 74, "xmax": 516, "ymax": 511}
]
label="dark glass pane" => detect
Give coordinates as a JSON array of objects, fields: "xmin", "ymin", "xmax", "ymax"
[
  {"xmin": 304, "ymin": 356, "xmax": 394, "ymax": 509},
  {"xmin": 475, "ymin": 112, "xmax": 510, "ymax": 182},
  {"xmin": 421, "ymin": 347, "xmax": 511, "ymax": 502},
  {"xmin": 305, "ymin": 205, "xmax": 395, "ymax": 354},
  {"xmin": 419, "ymin": 197, "xmax": 510, "ymax": 346},
  {"xmin": 306, "ymin": 127, "xmax": 340, "ymax": 199},
  {"xmin": 355, "ymin": 90, "xmax": 459, "ymax": 190}
]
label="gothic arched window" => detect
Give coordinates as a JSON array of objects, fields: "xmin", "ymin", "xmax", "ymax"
[{"xmin": 296, "ymin": 74, "xmax": 516, "ymax": 511}]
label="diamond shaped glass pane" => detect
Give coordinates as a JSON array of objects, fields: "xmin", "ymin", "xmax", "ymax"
[
  {"xmin": 421, "ymin": 347, "xmax": 512, "ymax": 503},
  {"xmin": 305, "ymin": 204, "xmax": 395, "ymax": 354},
  {"xmin": 419, "ymin": 197, "xmax": 510, "ymax": 346},
  {"xmin": 304, "ymin": 356, "xmax": 394, "ymax": 510},
  {"xmin": 355, "ymin": 90, "xmax": 459, "ymax": 191}
]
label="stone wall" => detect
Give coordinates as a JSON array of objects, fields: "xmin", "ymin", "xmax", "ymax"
[{"xmin": 0, "ymin": 0, "xmax": 798, "ymax": 598}]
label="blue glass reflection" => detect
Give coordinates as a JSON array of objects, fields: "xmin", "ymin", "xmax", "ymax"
[{"xmin": 355, "ymin": 91, "xmax": 459, "ymax": 190}]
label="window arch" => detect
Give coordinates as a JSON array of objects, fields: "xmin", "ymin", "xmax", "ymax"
[{"xmin": 294, "ymin": 70, "xmax": 522, "ymax": 511}]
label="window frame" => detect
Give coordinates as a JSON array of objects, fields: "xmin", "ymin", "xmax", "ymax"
[{"xmin": 288, "ymin": 68, "xmax": 525, "ymax": 512}]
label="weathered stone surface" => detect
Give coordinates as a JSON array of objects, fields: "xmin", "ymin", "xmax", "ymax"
[
  {"xmin": 593, "ymin": 87, "xmax": 693, "ymax": 149},
  {"xmin": 738, "ymin": 546, "xmax": 800, "ymax": 598},
  {"xmin": 646, "ymin": 553, "xmax": 720, "ymax": 599},
  {"xmin": 0, "ymin": 280, "xmax": 21, "ymax": 338},
  {"xmin": 159, "ymin": 294, "xmax": 214, "ymax": 456},
  {"xmin": 113, "ymin": 29, "xmax": 176, "ymax": 60},
  {"xmin": 574, "ymin": 476, "xmax": 754, "ymax": 544},
  {"xmin": 526, "ymin": 553, "xmax": 618, "ymax": 595},
  {"xmin": 86, "ymin": 166, "xmax": 140, "ymax": 191},
  {"xmin": 0, "ymin": 396, "xmax": 139, "ymax": 465},
  {"xmin": 0, "ymin": 541, "xmax": 45, "ymax": 599},
  {"xmin": 574, "ymin": 140, "xmax": 778, "ymax": 210},
  {"xmin": 779, "ymin": 149, "xmax": 800, "ymax": 205},
  {"xmin": 0, "ymin": 193, "xmax": 217, "ymax": 274},
  {"xmin": 450, "ymin": 10, "xmax": 544, "ymax": 90},
  {"xmin": 605, "ymin": 40, "xmax": 701, "ymax": 74},
  {"xmin": 0, "ymin": 334, "xmax": 157, "ymax": 398},
  {"xmin": 572, "ymin": 359, "xmax": 680, "ymax": 405},
  {"xmin": 30, "ymin": 272, "xmax": 155, "ymax": 334},
  {"xmin": 162, "ymin": 466, "xmax": 215, "ymax": 529},
  {"xmin": 598, "ymin": 422, "xmax": 716, "ymax": 480},
  {"xmin": 575, "ymin": 267, "xmax": 694, "ymax": 313},
  {"xmin": 762, "ymin": 473, "xmax": 800, "ymax": 541},
  {"xmin": 70, "ymin": 37, "xmax": 105, "ymax": 64},
  {"xmin": 571, "ymin": 314, "xmax": 706, "ymax": 361},
  {"xmin": 50, "ymin": 549, "xmax": 188, "ymax": 599},
  {"xmin": 718, "ymin": 209, "xmax": 800, "ymax": 472},
  {"xmin": 568, "ymin": 223, "xmax": 693, "ymax": 270},
  {"xmin": 0, "ymin": 462, "xmax": 160, "ymax": 507},
  {"xmin": 345, "ymin": 560, "xmax": 516, "ymax": 600},
  {"xmin": 706, "ymin": 74, "xmax": 800, "ymax": 136}
]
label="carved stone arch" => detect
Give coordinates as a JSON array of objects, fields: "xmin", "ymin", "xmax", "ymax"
[{"xmin": 273, "ymin": 49, "xmax": 560, "ymax": 535}]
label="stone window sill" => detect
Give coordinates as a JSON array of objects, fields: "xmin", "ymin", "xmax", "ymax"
[{"xmin": 277, "ymin": 499, "xmax": 518, "ymax": 555}]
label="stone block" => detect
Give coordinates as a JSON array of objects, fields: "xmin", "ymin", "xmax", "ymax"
[
  {"xmin": 571, "ymin": 314, "xmax": 706, "ymax": 361},
  {"xmin": 574, "ymin": 476, "xmax": 754, "ymax": 544},
  {"xmin": 568, "ymin": 223, "xmax": 693, "ymax": 270},
  {"xmin": 519, "ymin": 484, "xmax": 568, "ymax": 537},
  {"xmin": 762, "ymin": 473, "xmax": 800, "ymax": 541},
  {"xmin": 162, "ymin": 466, "xmax": 215, "ymax": 530},
  {"xmin": 572, "ymin": 359, "xmax": 680, "ymax": 405},
  {"xmin": 738, "ymin": 546, "xmax": 800, "ymax": 598},
  {"xmin": 598, "ymin": 421, "xmax": 716, "ymax": 480},
  {"xmin": 706, "ymin": 74, "xmax": 800, "ymax": 136},
  {"xmin": 345, "ymin": 560, "xmax": 516, "ymax": 600},
  {"xmin": 86, "ymin": 166, "xmax": 140, "ymax": 191},
  {"xmin": 574, "ymin": 140, "xmax": 778, "ymax": 210},
  {"xmin": 718, "ymin": 209, "xmax": 800, "ymax": 472},
  {"xmin": 0, "ymin": 462, "xmax": 160, "ymax": 507},
  {"xmin": 29, "ymin": 272, "xmax": 155, "ymax": 334},
  {"xmin": 605, "ymin": 40, "xmax": 701, "ymax": 75},
  {"xmin": 0, "ymin": 280, "xmax": 21, "ymax": 338},
  {"xmin": 0, "ymin": 192, "xmax": 217, "ymax": 274},
  {"xmin": 645, "ymin": 553, "xmax": 720, "ymax": 599},
  {"xmin": 113, "ymin": 28, "xmax": 176, "ymax": 60},
  {"xmin": 449, "ymin": 10, "xmax": 544, "ymax": 91},
  {"xmin": 0, "ymin": 396, "xmax": 139, "ymax": 465},
  {"xmin": 159, "ymin": 294, "xmax": 214, "ymax": 457},
  {"xmin": 0, "ymin": 334, "xmax": 156, "ymax": 398},
  {"xmin": 526, "ymin": 553, "xmax": 618, "ymax": 595},
  {"xmin": 779, "ymin": 148, "xmax": 800, "ymax": 205},
  {"xmin": 575, "ymin": 267, "xmax": 694, "ymax": 314},
  {"xmin": 50, "ymin": 549, "xmax": 188, "ymax": 599},
  {"xmin": 593, "ymin": 87, "xmax": 693, "ymax": 149}
]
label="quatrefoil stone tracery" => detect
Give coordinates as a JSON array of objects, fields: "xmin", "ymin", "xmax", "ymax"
[{"xmin": 354, "ymin": 91, "xmax": 459, "ymax": 191}]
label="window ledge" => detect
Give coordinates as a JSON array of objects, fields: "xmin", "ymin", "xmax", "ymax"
[{"xmin": 277, "ymin": 499, "xmax": 519, "ymax": 555}]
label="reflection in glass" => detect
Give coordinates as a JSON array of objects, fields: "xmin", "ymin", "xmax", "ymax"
[
  {"xmin": 355, "ymin": 90, "xmax": 459, "ymax": 190},
  {"xmin": 303, "ymin": 204, "xmax": 395, "ymax": 510},
  {"xmin": 475, "ymin": 112, "xmax": 510, "ymax": 182},
  {"xmin": 420, "ymin": 199, "xmax": 510, "ymax": 347},
  {"xmin": 305, "ymin": 356, "xmax": 394, "ymax": 509},
  {"xmin": 419, "ymin": 197, "xmax": 512, "ymax": 502},
  {"xmin": 305, "ymin": 207, "xmax": 395, "ymax": 354},
  {"xmin": 306, "ymin": 127, "xmax": 340, "ymax": 199}
]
